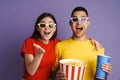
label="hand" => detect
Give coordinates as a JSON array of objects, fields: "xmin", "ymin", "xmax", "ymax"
[
  {"xmin": 55, "ymin": 71, "xmax": 67, "ymax": 80},
  {"xmin": 33, "ymin": 44, "xmax": 45, "ymax": 55},
  {"xmin": 102, "ymin": 63, "xmax": 112, "ymax": 75},
  {"xmin": 90, "ymin": 38, "xmax": 103, "ymax": 51}
]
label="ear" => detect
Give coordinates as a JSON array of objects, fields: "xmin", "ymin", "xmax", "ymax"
[
  {"xmin": 88, "ymin": 20, "xmax": 90, "ymax": 26},
  {"xmin": 86, "ymin": 19, "xmax": 90, "ymax": 28}
]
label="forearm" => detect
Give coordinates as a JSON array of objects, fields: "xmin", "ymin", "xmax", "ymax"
[{"xmin": 26, "ymin": 53, "xmax": 43, "ymax": 75}]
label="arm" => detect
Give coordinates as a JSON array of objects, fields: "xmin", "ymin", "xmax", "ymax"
[{"xmin": 25, "ymin": 44, "xmax": 45, "ymax": 75}]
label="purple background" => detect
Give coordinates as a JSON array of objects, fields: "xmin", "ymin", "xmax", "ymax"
[{"xmin": 0, "ymin": 0, "xmax": 120, "ymax": 80}]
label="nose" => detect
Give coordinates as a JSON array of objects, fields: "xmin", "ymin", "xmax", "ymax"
[
  {"xmin": 44, "ymin": 24, "xmax": 49, "ymax": 29},
  {"xmin": 76, "ymin": 21, "xmax": 82, "ymax": 25}
]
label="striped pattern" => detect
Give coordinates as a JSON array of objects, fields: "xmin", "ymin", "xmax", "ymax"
[{"xmin": 60, "ymin": 63, "xmax": 86, "ymax": 80}]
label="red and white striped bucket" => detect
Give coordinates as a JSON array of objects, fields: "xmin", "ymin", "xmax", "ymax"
[{"xmin": 59, "ymin": 59, "xmax": 86, "ymax": 80}]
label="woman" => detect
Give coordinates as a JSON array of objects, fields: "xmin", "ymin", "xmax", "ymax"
[
  {"xmin": 21, "ymin": 12, "xmax": 60, "ymax": 80},
  {"xmin": 20, "ymin": 12, "xmax": 102, "ymax": 80}
]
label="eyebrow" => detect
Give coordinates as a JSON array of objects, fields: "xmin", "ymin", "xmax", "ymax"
[
  {"xmin": 72, "ymin": 16, "xmax": 87, "ymax": 17},
  {"xmin": 40, "ymin": 21, "xmax": 54, "ymax": 23}
]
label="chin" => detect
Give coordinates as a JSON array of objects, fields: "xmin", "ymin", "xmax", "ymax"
[{"xmin": 44, "ymin": 38, "xmax": 50, "ymax": 41}]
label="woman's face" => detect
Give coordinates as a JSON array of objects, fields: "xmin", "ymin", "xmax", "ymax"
[{"xmin": 37, "ymin": 17, "xmax": 56, "ymax": 41}]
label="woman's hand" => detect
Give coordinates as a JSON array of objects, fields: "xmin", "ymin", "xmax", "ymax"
[
  {"xmin": 33, "ymin": 44, "xmax": 45, "ymax": 55},
  {"xmin": 25, "ymin": 44, "xmax": 45, "ymax": 75},
  {"xmin": 90, "ymin": 38, "xmax": 103, "ymax": 51}
]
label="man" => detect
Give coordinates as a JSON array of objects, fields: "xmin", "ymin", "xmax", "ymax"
[{"xmin": 52, "ymin": 6, "xmax": 112, "ymax": 80}]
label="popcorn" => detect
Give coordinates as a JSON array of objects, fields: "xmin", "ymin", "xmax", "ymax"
[
  {"xmin": 59, "ymin": 59, "xmax": 86, "ymax": 80},
  {"xmin": 63, "ymin": 61, "xmax": 82, "ymax": 66}
]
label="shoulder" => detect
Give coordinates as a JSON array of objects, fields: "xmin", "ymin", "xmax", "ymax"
[
  {"xmin": 22, "ymin": 37, "xmax": 39, "ymax": 47},
  {"xmin": 24, "ymin": 37, "xmax": 37, "ymax": 43},
  {"xmin": 24, "ymin": 37, "xmax": 34, "ymax": 41}
]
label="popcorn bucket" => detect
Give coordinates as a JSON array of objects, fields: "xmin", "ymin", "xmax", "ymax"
[{"xmin": 59, "ymin": 59, "xmax": 86, "ymax": 80}]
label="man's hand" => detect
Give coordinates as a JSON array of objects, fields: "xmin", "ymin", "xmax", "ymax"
[
  {"xmin": 55, "ymin": 71, "xmax": 67, "ymax": 80},
  {"xmin": 102, "ymin": 63, "xmax": 112, "ymax": 75}
]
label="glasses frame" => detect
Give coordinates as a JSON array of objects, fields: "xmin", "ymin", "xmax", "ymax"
[
  {"xmin": 37, "ymin": 23, "xmax": 56, "ymax": 28},
  {"xmin": 70, "ymin": 17, "xmax": 89, "ymax": 23}
]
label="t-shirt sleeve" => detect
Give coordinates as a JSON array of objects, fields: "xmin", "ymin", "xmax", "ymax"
[{"xmin": 20, "ymin": 38, "xmax": 35, "ymax": 57}]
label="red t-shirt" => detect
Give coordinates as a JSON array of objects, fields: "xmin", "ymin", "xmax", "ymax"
[{"xmin": 21, "ymin": 38, "xmax": 60, "ymax": 80}]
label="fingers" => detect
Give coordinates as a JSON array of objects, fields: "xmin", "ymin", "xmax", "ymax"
[
  {"xmin": 90, "ymin": 38, "xmax": 103, "ymax": 51},
  {"xmin": 102, "ymin": 63, "xmax": 112, "ymax": 74},
  {"xmin": 33, "ymin": 44, "xmax": 45, "ymax": 53},
  {"xmin": 94, "ymin": 40, "xmax": 103, "ymax": 48},
  {"xmin": 56, "ymin": 71, "xmax": 67, "ymax": 80},
  {"xmin": 33, "ymin": 44, "xmax": 40, "ymax": 49}
]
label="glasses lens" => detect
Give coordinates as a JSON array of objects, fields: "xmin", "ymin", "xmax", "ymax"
[
  {"xmin": 38, "ymin": 23, "xmax": 56, "ymax": 28},
  {"xmin": 72, "ymin": 17, "xmax": 78, "ymax": 22},
  {"xmin": 49, "ymin": 24, "xmax": 55, "ymax": 28},
  {"xmin": 71, "ymin": 17, "xmax": 88, "ymax": 23},
  {"xmin": 81, "ymin": 17, "xmax": 87, "ymax": 22},
  {"xmin": 39, "ymin": 23, "xmax": 46, "ymax": 28}
]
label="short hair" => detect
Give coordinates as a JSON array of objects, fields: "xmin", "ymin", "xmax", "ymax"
[
  {"xmin": 31, "ymin": 12, "xmax": 57, "ymax": 40},
  {"xmin": 71, "ymin": 6, "xmax": 88, "ymax": 17}
]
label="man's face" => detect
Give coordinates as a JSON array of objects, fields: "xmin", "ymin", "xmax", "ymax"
[{"xmin": 70, "ymin": 11, "xmax": 90, "ymax": 38}]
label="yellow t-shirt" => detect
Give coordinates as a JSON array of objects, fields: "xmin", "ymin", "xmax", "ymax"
[{"xmin": 53, "ymin": 38, "xmax": 104, "ymax": 80}]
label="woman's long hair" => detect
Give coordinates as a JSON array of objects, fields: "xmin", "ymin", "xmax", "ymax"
[{"xmin": 31, "ymin": 12, "xmax": 57, "ymax": 40}]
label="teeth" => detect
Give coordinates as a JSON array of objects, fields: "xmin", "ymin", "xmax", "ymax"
[
  {"xmin": 76, "ymin": 26, "xmax": 82, "ymax": 28},
  {"xmin": 76, "ymin": 27, "xmax": 83, "ymax": 29},
  {"xmin": 76, "ymin": 27, "xmax": 83, "ymax": 31},
  {"xmin": 77, "ymin": 27, "xmax": 82, "ymax": 29},
  {"xmin": 44, "ymin": 32, "xmax": 50, "ymax": 34}
]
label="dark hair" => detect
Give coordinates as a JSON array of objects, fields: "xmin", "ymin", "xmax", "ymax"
[
  {"xmin": 71, "ymin": 6, "xmax": 88, "ymax": 17},
  {"xmin": 31, "ymin": 12, "xmax": 57, "ymax": 40}
]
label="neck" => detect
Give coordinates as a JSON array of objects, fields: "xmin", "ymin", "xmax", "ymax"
[
  {"xmin": 39, "ymin": 39, "xmax": 49, "ymax": 44},
  {"xmin": 72, "ymin": 35, "xmax": 89, "ymax": 42}
]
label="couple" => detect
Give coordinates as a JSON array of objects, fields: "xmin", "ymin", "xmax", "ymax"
[{"xmin": 20, "ymin": 6, "xmax": 112, "ymax": 80}]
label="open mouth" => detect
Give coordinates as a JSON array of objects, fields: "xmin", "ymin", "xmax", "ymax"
[
  {"xmin": 44, "ymin": 31, "xmax": 51, "ymax": 35},
  {"xmin": 76, "ymin": 27, "xmax": 83, "ymax": 32}
]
